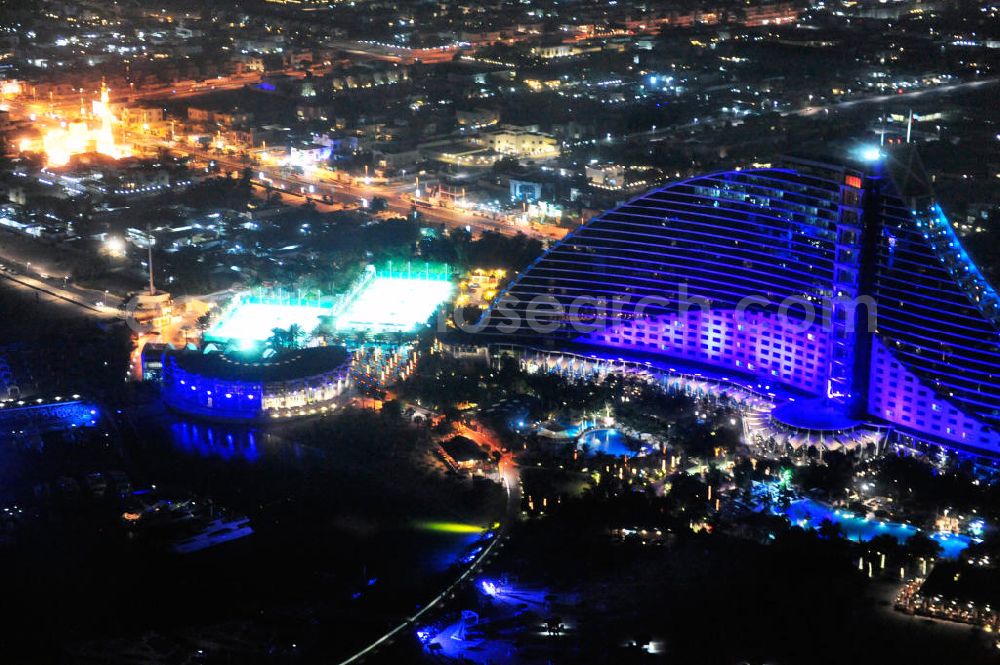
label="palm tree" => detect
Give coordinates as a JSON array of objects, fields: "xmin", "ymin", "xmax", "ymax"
[
  {"xmin": 287, "ymin": 323, "xmax": 305, "ymax": 348},
  {"xmin": 903, "ymin": 532, "xmax": 942, "ymax": 562},
  {"xmin": 266, "ymin": 327, "xmax": 291, "ymax": 352},
  {"xmin": 817, "ymin": 518, "xmax": 845, "ymax": 541},
  {"xmin": 266, "ymin": 325, "xmax": 305, "ymax": 353}
]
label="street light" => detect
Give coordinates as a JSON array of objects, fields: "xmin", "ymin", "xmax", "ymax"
[{"xmin": 104, "ymin": 236, "xmax": 126, "ymax": 257}]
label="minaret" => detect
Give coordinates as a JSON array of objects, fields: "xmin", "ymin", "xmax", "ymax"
[{"xmin": 94, "ymin": 78, "xmax": 117, "ymax": 158}]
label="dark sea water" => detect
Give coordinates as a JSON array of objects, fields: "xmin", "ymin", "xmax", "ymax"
[{"xmin": 1, "ymin": 401, "xmax": 497, "ymax": 663}]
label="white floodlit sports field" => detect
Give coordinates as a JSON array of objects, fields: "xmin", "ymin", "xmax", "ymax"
[
  {"xmin": 207, "ymin": 301, "xmax": 331, "ymax": 345},
  {"xmin": 335, "ymin": 276, "xmax": 453, "ymax": 333},
  {"xmin": 206, "ymin": 276, "xmax": 453, "ymax": 344}
]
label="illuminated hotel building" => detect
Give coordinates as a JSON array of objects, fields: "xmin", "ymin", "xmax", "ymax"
[
  {"xmin": 477, "ymin": 148, "xmax": 1000, "ymax": 457},
  {"xmin": 162, "ymin": 346, "xmax": 351, "ymax": 420}
]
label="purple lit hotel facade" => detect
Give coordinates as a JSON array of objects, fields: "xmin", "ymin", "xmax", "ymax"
[{"xmin": 476, "ymin": 149, "xmax": 1000, "ymax": 457}]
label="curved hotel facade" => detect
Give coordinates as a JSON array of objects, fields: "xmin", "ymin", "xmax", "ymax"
[
  {"xmin": 161, "ymin": 346, "xmax": 352, "ymax": 420},
  {"xmin": 477, "ymin": 149, "xmax": 1000, "ymax": 457}
]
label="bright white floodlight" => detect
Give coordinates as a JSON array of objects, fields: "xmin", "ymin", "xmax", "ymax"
[{"xmin": 858, "ymin": 146, "xmax": 883, "ymax": 162}]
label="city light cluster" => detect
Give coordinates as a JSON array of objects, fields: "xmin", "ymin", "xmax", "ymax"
[{"xmin": 21, "ymin": 82, "xmax": 131, "ymax": 167}]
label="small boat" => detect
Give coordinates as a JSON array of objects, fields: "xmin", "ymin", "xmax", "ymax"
[
  {"xmin": 171, "ymin": 517, "xmax": 253, "ymax": 554},
  {"xmin": 122, "ymin": 499, "xmax": 199, "ymax": 529}
]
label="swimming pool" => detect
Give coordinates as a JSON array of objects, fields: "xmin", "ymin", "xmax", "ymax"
[
  {"xmin": 577, "ymin": 428, "xmax": 639, "ymax": 457},
  {"xmin": 776, "ymin": 498, "xmax": 974, "ymax": 558}
]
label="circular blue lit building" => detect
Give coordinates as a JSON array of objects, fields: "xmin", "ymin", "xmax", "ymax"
[
  {"xmin": 476, "ymin": 148, "xmax": 1000, "ymax": 459},
  {"xmin": 162, "ymin": 346, "xmax": 351, "ymax": 420}
]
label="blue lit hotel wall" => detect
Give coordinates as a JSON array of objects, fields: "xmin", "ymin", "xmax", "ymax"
[
  {"xmin": 161, "ymin": 356, "xmax": 264, "ymax": 420},
  {"xmin": 477, "ymin": 156, "xmax": 1000, "ymax": 456},
  {"xmin": 866, "ymin": 167, "xmax": 1000, "ymax": 453},
  {"xmin": 480, "ymin": 167, "xmax": 864, "ymax": 399}
]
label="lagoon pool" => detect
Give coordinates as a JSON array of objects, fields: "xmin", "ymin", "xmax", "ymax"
[
  {"xmin": 577, "ymin": 429, "xmax": 637, "ymax": 457},
  {"xmin": 777, "ymin": 498, "xmax": 974, "ymax": 559}
]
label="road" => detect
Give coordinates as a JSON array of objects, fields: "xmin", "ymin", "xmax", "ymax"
[
  {"xmin": 142, "ymin": 135, "xmax": 550, "ymax": 238},
  {"xmin": 616, "ymin": 77, "xmax": 1000, "ymax": 143},
  {"xmin": 786, "ymin": 77, "xmax": 999, "ymax": 117},
  {"xmin": 0, "ymin": 268, "xmax": 120, "ymax": 319},
  {"xmin": 0, "ymin": 234, "xmax": 125, "ymax": 316},
  {"xmin": 253, "ymin": 177, "xmax": 526, "ymax": 237},
  {"xmin": 10, "ymin": 71, "xmax": 296, "ymax": 117}
]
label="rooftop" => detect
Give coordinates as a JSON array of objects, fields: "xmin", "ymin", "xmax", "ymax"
[
  {"xmin": 771, "ymin": 399, "xmax": 864, "ymax": 432},
  {"xmin": 165, "ymin": 346, "xmax": 349, "ymax": 384}
]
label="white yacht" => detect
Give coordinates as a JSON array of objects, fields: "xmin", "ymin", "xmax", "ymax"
[{"xmin": 171, "ymin": 517, "xmax": 253, "ymax": 554}]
